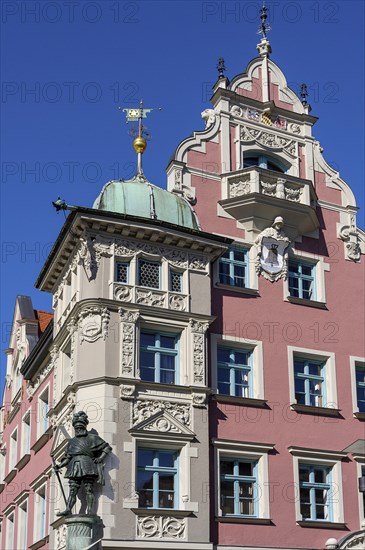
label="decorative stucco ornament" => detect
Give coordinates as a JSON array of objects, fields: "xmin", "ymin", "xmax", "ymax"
[
  {"xmin": 137, "ymin": 515, "xmax": 186, "ymax": 539},
  {"xmin": 255, "ymin": 217, "xmax": 291, "ymax": 282},
  {"xmin": 201, "ymin": 108, "xmax": 218, "ymax": 128},
  {"xmin": 338, "ymin": 215, "xmax": 362, "ymax": 261}
]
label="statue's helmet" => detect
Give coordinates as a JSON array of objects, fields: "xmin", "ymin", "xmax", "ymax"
[
  {"xmin": 273, "ymin": 216, "xmax": 284, "ymax": 227},
  {"xmin": 72, "ymin": 411, "xmax": 89, "ymax": 429}
]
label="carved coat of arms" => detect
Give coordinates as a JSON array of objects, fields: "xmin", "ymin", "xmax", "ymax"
[{"xmin": 255, "ymin": 217, "xmax": 291, "ymax": 282}]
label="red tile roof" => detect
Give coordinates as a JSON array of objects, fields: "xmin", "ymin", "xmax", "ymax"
[{"xmin": 34, "ymin": 310, "xmax": 53, "ymax": 335}]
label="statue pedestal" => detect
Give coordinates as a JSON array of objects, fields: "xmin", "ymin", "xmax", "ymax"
[{"xmin": 64, "ymin": 515, "xmax": 104, "ymax": 550}]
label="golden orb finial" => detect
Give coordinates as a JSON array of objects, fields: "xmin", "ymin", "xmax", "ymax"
[{"xmin": 133, "ymin": 136, "xmax": 147, "ymax": 154}]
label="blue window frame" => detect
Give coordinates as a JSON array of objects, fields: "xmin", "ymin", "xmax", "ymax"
[
  {"xmin": 294, "ymin": 359, "xmax": 325, "ymax": 407},
  {"xmin": 299, "ymin": 464, "xmax": 332, "ymax": 521},
  {"xmin": 219, "ymin": 246, "xmax": 248, "ymax": 288},
  {"xmin": 355, "ymin": 364, "xmax": 365, "ymax": 413},
  {"xmin": 288, "ymin": 261, "xmax": 315, "ymax": 300},
  {"xmin": 137, "ymin": 449, "xmax": 178, "ymax": 509},
  {"xmin": 220, "ymin": 458, "xmax": 258, "ymax": 516},
  {"xmin": 140, "ymin": 332, "xmax": 179, "ymax": 384},
  {"xmin": 218, "ymin": 347, "xmax": 252, "ymax": 397},
  {"xmin": 115, "ymin": 261, "xmax": 129, "ymax": 283},
  {"xmin": 138, "ymin": 260, "xmax": 160, "ymax": 289},
  {"xmin": 242, "ymin": 154, "xmax": 286, "ymax": 173}
]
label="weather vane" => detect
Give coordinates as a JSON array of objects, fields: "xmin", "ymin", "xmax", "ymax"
[
  {"xmin": 258, "ymin": 2, "xmax": 271, "ymax": 39},
  {"xmin": 119, "ymin": 100, "xmax": 161, "ymax": 177}
]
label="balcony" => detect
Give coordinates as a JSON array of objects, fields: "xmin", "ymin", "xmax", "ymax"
[
  {"xmin": 219, "ymin": 167, "xmax": 319, "ymax": 238},
  {"xmin": 112, "ymin": 283, "xmax": 189, "ymax": 312}
]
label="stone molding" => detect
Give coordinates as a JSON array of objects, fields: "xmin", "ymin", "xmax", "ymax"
[
  {"xmin": 119, "ymin": 308, "xmax": 140, "ymax": 377},
  {"xmin": 133, "ymin": 400, "xmax": 191, "ymax": 428},
  {"xmin": 240, "ymin": 124, "xmax": 297, "ymax": 157}
]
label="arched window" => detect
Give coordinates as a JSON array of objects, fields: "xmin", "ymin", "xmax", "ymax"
[{"xmin": 242, "ymin": 154, "xmax": 287, "ymax": 173}]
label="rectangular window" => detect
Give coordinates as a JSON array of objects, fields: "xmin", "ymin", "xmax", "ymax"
[
  {"xmin": 294, "ymin": 359, "xmax": 325, "ymax": 407},
  {"xmin": 21, "ymin": 412, "xmax": 31, "ymax": 456},
  {"xmin": 220, "ymin": 458, "xmax": 257, "ymax": 517},
  {"xmin": 288, "ymin": 262, "xmax": 315, "ymax": 300},
  {"xmin": 34, "ymin": 485, "xmax": 47, "ymax": 541},
  {"xmin": 138, "ymin": 260, "xmax": 160, "ymax": 289},
  {"xmin": 115, "ymin": 261, "xmax": 129, "ymax": 283},
  {"xmin": 362, "ymin": 466, "xmax": 365, "ymax": 519},
  {"xmin": 17, "ymin": 500, "xmax": 28, "ymax": 550},
  {"xmin": 10, "ymin": 429, "xmax": 18, "ymax": 470},
  {"xmin": 355, "ymin": 365, "xmax": 365, "ymax": 413},
  {"xmin": 169, "ymin": 270, "xmax": 183, "ymax": 293},
  {"xmin": 137, "ymin": 449, "xmax": 178, "ymax": 509},
  {"xmin": 219, "ymin": 246, "xmax": 248, "ymax": 288},
  {"xmin": 140, "ymin": 332, "xmax": 178, "ymax": 384},
  {"xmin": 299, "ymin": 464, "xmax": 332, "ymax": 521},
  {"xmin": 218, "ymin": 347, "xmax": 252, "ymax": 397},
  {"xmin": 38, "ymin": 388, "xmax": 49, "ymax": 435},
  {"xmin": 6, "ymin": 513, "xmax": 15, "ymax": 550}
]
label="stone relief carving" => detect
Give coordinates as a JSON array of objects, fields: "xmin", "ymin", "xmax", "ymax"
[
  {"xmin": 240, "ymin": 125, "xmax": 296, "ymax": 156},
  {"xmin": 192, "ymin": 392, "xmax": 207, "ymax": 407},
  {"xmin": 171, "ymin": 168, "xmax": 197, "ymax": 205},
  {"xmin": 229, "ymin": 178, "xmax": 251, "ymax": 198},
  {"xmin": 78, "ymin": 306, "xmax": 110, "ymax": 344},
  {"xmin": 136, "ymin": 289, "xmax": 166, "ymax": 308},
  {"xmin": 114, "ymin": 285, "xmax": 133, "ymax": 302},
  {"xmin": 261, "ymin": 178, "xmax": 302, "ymax": 202},
  {"xmin": 189, "ymin": 319, "xmax": 209, "ymax": 334},
  {"xmin": 120, "ymin": 383, "xmax": 136, "ymax": 400},
  {"xmin": 189, "ymin": 256, "xmax": 208, "ymax": 271},
  {"xmin": 168, "ymin": 294, "xmax": 186, "ymax": 312},
  {"xmin": 133, "ymin": 400, "xmax": 191, "ymax": 427},
  {"xmin": 230, "ymin": 105, "xmax": 243, "ymax": 117},
  {"xmin": 78, "ymin": 234, "xmax": 113, "ymax": 279},
  {"xmin": 289, "ymin": 123, "xmax": 301, "ymax": 135},
  {"xmin": 189, "ymin": 319, "xmax": 209, "ymax": 385},
  {"xmin": 201, "ymin": 108, "xmax": 219, "ymax": 128},
  {"xmin": 55, "ymin": 523, "xmax": 67, "ymax": 549},
  {"xmin": 338, "ymin": 216, "xmax": 362, "ymax": 261},
  {"xmin": 137, "ymin": 515, "xmax": 186, "ymax": 539},
  {"xmin": 254, "ymin": 217, "xmax": 291, "ymax": 282},
  {"xmin": 119, "ymin": 308, "xmax": 140, "ymax": 376}
]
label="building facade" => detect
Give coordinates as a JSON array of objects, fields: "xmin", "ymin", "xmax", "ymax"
[{"xmin": 1, "ymin": 22, "xmax": 365, "ymax": 550}]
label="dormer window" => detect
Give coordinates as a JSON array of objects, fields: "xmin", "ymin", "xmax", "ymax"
[{"xmin": 243, "ymin": 154, "xmax": 286, "ymax": 173}]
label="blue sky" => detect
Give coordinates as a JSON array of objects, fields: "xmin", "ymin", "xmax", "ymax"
[{"xmin": 1, "ymin": 0, "xmax": 364, "ymax": 384}]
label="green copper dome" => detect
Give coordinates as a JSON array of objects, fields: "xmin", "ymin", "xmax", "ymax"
[{"xmin": 92, "ymin": 175, "xmax": 199, "ymax": 230}]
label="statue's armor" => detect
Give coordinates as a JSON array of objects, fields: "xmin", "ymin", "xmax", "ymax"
[{"xmin": 64, "ymin": 434, "xmax": 109, "ymax": 482}]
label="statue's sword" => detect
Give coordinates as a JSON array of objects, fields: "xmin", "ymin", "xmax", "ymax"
[{"xmin": 52, "ymin": 455, "xmax": 68, "ymax": 507}]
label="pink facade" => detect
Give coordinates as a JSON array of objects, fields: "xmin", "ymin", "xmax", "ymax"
[{"xmin": 0, "ymin": 300, "xmax": 53, "ymax": 550}]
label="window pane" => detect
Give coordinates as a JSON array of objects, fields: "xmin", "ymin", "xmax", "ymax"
[
  {"xmin": 170, "ymin": 271, "xmax": 182, "ymax": 292},
  {"xmin": 300, "ymin": 502, "xmax": 311, "ymax": 519},
  {"xmin": 159, "ymin": 452, "xmax": 174, "ymax": 468},
  {"xmin": 218, "ymin": 381, "xmax": 230, "ymax": 395},
  {"xmin": 116, "ymin": 262, "xmax": 128, "ymax": 283},
  {"xmin": 160, "ymin": 335, "xmax": 176, "ymax": 349},
  {"xmin": 294, "ymin": 361, "xmax": 305, "ymax": 374},
  {"xmin": 356, "ymin": 368, "xmax": 365, "ymax": 384},
  {"xmin": 299, "ymin": 467, "xmax": 309, "ymax": 482},
  {"xmin": 141, "ymin": 333, "xmax": 155, "ymax": 347},
  {"xmin": 235, "ymin": 351, "xmax": 249, "ymax": 365},
  {"xmin": 218, "ymin": 348, "xmax": 231, "ymax": 363},
  {"xmin": 138, "ymin": 450, "xmax": 154, "ymax": 467},
  {"xmin": 137, "ymin": 471, "xmax": 153, "ymax": 491},
  {"xmin": 221, "ymin": 461, "xmax": 234, "ymax": 476},
  {"xmin": 221, "ymin": 480, "xmax": 234, "ymax": 496},
  {"xmin": 140, "ymin": 366, "xmax": 155, "ymax": 382},
  {"xmin": 233, "ymin": 249, "xmax": 246, "ymax": 263},
  {"xmin": 308, "ymin": 363, "xmax": 321, "ymax": 376},
  {"xmin": 239, "ymin": 462, "xmax": 253, "ymax": 476},
  {"xmin": 218, "ymin": 367, "xmax": 230, "ymax": 382},
  {"xmin": 160, "ymin": 369, "xmax": 175, "ymax": 384},
  {"xmin": 314, "ymin": 468, "xmax": 326, "ymax": 483},
  {"xmin": 243, "ymin": 157, "xmax": 259, "ymax": 168},
  {"xmin": 138, "ymin": 260, "xmax": 160, "ymax": 288},
  {"xmin": 239, "ymin": 498, "xmax": 254, "ymax": 515},
  {"xmin": 302, "ymin": 265, "xmax": 313, "ymax": 276}
]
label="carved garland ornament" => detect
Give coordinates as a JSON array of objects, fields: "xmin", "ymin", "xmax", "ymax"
[
  {"xmin": 133, "ymin": 400, "xmax": 191, "ymax": 427},
  {"xmin": 137, "ymin": 515, "xmax": 186, "ymax": 539},
  {"xmin": 190, "ymin": 319, "xmax": 209, "ymax": 385},
  {"xmin": 119, "ymin": 308, "xmax": 140, "ymax": 376},
  {"xmin": 240, "ymin": 124, "xmax": 296, "ymax": 156}
]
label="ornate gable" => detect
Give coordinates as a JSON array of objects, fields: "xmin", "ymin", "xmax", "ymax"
[{"xmin": 129, "ymin": 410, "xmax": 195, "ymax": 440}]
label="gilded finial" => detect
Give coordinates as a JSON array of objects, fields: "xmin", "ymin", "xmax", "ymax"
[{"xmin": 119, "ymin": 100, "xmax": 161, "ymax": 177}]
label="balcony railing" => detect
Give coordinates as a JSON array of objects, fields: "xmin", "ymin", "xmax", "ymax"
[{"xmin": 113, "ymin": 283, "xmax": 188, "ymax": 312}]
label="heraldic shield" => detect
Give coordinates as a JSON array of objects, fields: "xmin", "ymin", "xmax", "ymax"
[
  {"xmin": 255, "ymin": 217, "xmax": 291, "ymax": 282},
  {"xmin": 260, "ymin": 236, "xmax": 289, "ymax": 276}
]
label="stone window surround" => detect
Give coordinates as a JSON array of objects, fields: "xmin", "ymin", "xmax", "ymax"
[
  {"xmin": 352, "ymin": 454, "xmax": 365, "ymax": 527},
  {"xmin": 123, "ymin": 436, "xmax": 199, "ymax": 513},
  {"xmin": 213, "ymin": 240, "xmax": 258, "ymax": 293},
  {"xmin": 288, "ymin": 446, "xmax": 346, "ymax": 526},
  {"xmin": 287, "ymin": 347, "xmax": 338, "ymax": 412},
  {"xmin": 283, "ymin": 250, "xmax": 330, "ymax": 305},
  {"xmin": 350, "ymin": 356, "xmax": 365, "ymax": 417},
  {"xmin": 210, "ymin": 334, "xmax": 264, "ymax": 401},
  {"xmin": 212, "ymin": 439, "xmax": 274, "ymax": 521}
]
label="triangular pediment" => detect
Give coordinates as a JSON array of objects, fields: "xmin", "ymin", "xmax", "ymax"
[{"xmin": 129, "ymin": 410, "xmax": 195, "ymax": 439}]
